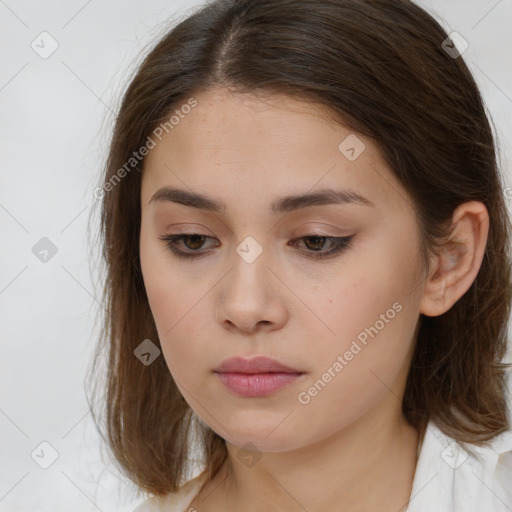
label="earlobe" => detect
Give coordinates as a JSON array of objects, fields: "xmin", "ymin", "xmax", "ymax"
[{"xmin": 419, "ymin": 201, "xmax": 489, "ymax": 317}]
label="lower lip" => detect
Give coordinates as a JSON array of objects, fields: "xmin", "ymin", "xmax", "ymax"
[{"xmin": 215, "ymin": 372, "xmax": 304, "ymax": 397}]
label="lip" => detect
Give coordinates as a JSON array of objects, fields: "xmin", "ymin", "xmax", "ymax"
[
  {"xmin": 215, "ymin": 356, "xmax": 301, "ymax": 374},
  {"xmin": 214, "ymin": 356, "xmax": 305, "ymax": 397}
]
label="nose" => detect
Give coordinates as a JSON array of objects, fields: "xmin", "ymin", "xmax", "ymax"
[{"xmin": 215, "ymin": 249, "xmax": 288, "ymax": 335}]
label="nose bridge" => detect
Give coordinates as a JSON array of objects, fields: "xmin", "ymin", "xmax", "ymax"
[
  {"xmin": 227, "ymin": 234, "xmax": 270, "ymax": 299},
  {"xmin": 216, "ymin": 233, "xmax": 285, "ymax": 332}
]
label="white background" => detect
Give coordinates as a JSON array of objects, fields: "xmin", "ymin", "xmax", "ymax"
[{"xmin": 1, "ymin": 1, "xmax": 511, "ymax": 511}]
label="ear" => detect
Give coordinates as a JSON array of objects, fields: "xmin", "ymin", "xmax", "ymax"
[{"xmin": 420, "ymin": 201, "xmax": 489, "ymax": 317}]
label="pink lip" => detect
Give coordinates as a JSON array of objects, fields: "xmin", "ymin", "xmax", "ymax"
[
  {"xmin": 215, "ymin": 356, "xmax": 301, "ymax": 373},
  {"xmin": 214, "ymin": 356, "xmax": 305, "ymax": 397}
]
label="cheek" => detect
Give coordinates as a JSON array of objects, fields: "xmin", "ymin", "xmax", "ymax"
[
  {"xmin": 140, "ymin": 226, "xmax": 199, "ymax": 332},
  {"xmin": 145, "ymin": 280, "xmax": 211, "ymax": 394},
  {"xmin": 302, "ymin": 219, "xmax": 422, "ymax": 340},
  {"xmin": 311, "ymin": 263, "xmax": 416, "ymax": 356},
  {"xmin": 292, "ymin": 282, "xmax": 420, "ymax": 444},
  {"xmin": 140, "ymin": 255, "xmax": 216, "ymax": 387},
  {"xmin": 144, "ymin": 275, "xmax": 204, "ymax": 353},
  {"xmin": 306, "ymin": 238, "xmax": 423, "ymax": 393}
]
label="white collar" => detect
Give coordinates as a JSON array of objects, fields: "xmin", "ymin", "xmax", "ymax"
[{"xmin": 407, "ymin": 421, "xmax": 512, "ymax": 511}]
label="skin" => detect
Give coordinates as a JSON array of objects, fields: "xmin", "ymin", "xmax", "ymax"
[{"xmin": 139, "ymin": 87, "xmax": 489, "ymax": 512}]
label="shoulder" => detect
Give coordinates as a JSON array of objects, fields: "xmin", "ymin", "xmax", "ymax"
[
  {"xmin": 131, "ymin": 471, "xmax": 208, "ymax": 512},
  {"xmin": 407, "ymin": 420, "xmax": 512, "ymax": 512}
]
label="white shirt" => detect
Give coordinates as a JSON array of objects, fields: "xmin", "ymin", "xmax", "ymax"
[
  {"xmin": 133, "ymin": 421, "xmax": 512, "ymax": 512},
  {"xmin": 406, "ymin": 421, "xmax": 512, "ymax": 511}
]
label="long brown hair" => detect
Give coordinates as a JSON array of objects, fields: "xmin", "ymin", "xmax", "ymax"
[{"xmin": 87, "ymin": 0, "xmax": 512, "ymax": 496}]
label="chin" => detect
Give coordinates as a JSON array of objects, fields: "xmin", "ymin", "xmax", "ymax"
[
  {"xmin": 225, "ymin": 432, "xmax": 302, "ymax": 454},
  {"xmin": 209, "ymin": 416, "xmax": 303, "ymax": 453}
]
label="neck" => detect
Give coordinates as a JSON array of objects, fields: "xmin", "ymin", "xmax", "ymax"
[{"xmin": 197, "ymin": 395, "xmax": 420, "ymax": 512}]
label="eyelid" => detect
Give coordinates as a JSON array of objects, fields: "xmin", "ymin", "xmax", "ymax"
[
  {"xmin": 289, "ymin": 234, "xmax": 354, "ymax": 259},
  {"xmin": 292, "ymin": 221, "xmax": 351, "ymax": 237},
  {"xmin": 158, "ymin": 232, "xmax": 354, "ymax": 261}
]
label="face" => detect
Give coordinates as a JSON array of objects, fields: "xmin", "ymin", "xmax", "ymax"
[{"xmin": 139, "ymin": 87, "xmax": 426, "ymax": 452}]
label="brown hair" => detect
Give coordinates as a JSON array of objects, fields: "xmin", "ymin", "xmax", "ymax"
[{"xmin": 87, "ymin": 0, "xmax": 512, "ymax": 496}]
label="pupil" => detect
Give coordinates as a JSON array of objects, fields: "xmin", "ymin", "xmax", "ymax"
[
  {"xmin": 305, "ymin": 236, "xmax": 324, "ymax": 251},
  {"xmin": 186, "ymin": 235, "xmax": 205, "ymax": 249}
]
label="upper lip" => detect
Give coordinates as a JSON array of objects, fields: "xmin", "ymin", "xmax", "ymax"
[{"xmin": 214, "ymin": 356, "xmax": 303, "ymax": 374}]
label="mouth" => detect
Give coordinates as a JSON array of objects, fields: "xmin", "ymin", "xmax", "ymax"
[{"xmin": 214, "ymin": 356, "xmax": 305, "ymax": 397}]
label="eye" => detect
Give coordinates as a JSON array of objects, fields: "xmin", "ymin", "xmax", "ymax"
[
  {"xmin": 158, "ymin": 234, "xmax": 218, "ymax": 260},
  {"xmin": 158, "ymin": 233, "xmax": 354, "ymax": 260},
  {"xmin": 288, "ymin": 234, "xmax": 354, "ymax": 259}
]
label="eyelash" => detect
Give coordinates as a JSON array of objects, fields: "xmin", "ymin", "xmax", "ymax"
[{"xmin": 158, "ymin": 233, "xmax": 354, "ymax": 261}]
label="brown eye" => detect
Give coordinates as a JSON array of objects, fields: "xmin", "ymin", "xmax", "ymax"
[
  {"xmin": 303, "ymin": 236, "xmax": 328, "ymax": 251},
  {"xmin": 181, "ymin": 234, "xmax": 207, "ymax": 250},
  {"xmin": 158, "ymin": 233, "xmax": 218, "ymax": 260},
  {"xmin": 159, "ymin": 233, "xmax": 354, "ymax": 261},
  {"xmin": 289, "ymin": 234, "xmax": 355, "ymax": 260}
]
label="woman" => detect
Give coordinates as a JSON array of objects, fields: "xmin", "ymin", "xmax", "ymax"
[{"xmin": 88, "ymin": 1, "xmax": 512, "ymax": 510}]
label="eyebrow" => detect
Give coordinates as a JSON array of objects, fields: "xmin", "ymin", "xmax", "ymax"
[{"xmin": 148, "ymin": 186, "xmax": 374, "ymax": 214}]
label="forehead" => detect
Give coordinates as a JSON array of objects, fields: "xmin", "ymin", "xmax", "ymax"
[
  {"xmin": 141, "ymin": 87, "xmax": 411, "ymax": 214},
  {"xmin": 147, "ymin": 88, "xmax": 352, "ymax": 158}
]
